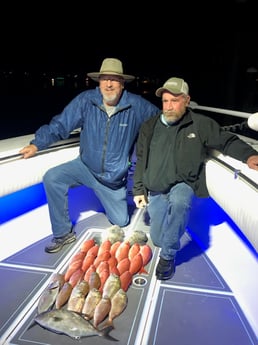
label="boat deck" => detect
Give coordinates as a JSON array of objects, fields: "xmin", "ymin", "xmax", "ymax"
[
  {"xmin": 0, "ymin": 201, "xmax": 257, "ymax": 345},
  {"xmin": 0, "ymin": 126, "xmax": 257, "ymax": 344}
]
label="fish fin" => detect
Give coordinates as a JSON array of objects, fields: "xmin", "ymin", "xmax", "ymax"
[
  {"xmin": 83, "ymin": 313, "xmax": 92, "ymax": 320},
  {"xmin": 37, "ymin": 303, "xmax": 55, "ymax": 315},
  {"xmin": 100, "ymin": 325, "xmax": 118, "ymax": 341},
  {"xmin": 48, "ymin": 281, "xmax": 60, "ymax": 289},
  {"xmin": 139, "ymin": 267, "xmax": 148, "ymax": 274}
]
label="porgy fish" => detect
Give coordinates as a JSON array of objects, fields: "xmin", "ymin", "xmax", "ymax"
[
  {"xmin": 82, "ymin": 288, "xmax": 102, "ymax": 320},
  {"xmin": 88, "ymin": 271, "xmax": 101, "ymax": 290},
  {"xmin": 93, "ymin": 296, "xmax": 111, "ymax": 328},
  {"xmin": 37, "ymin": 273, "xmax": 65, "ymax": 314},
  {"xmin": 55, "ymin": 281, "xmax": 73, "ymax": 309},
  {"xmin": 102, "ymin": 273, "xmax": 121, "ymax": 299},
  {"xmin": 106, "ymin": 288, "xmax": 128, "ymax": 327},
  {"xmin": 67, "ymin": 279, "xmax": 89, "ymax": 313},
  {"xmin": 34, "ymin": 309, "xmax": 117, "ymax": 341}
]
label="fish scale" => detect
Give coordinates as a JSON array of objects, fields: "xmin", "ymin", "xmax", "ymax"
[{"xmin": 102, "ymin": 273, "xmax": 121, "ymax": 299}]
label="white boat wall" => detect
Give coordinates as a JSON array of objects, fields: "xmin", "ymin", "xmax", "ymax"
[{"xmin": 0, "ymin": 104, "xmax": 257, "ymax": 345}]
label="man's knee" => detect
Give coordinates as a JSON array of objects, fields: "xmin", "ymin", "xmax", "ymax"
[{"xmin": 43, "ymin": 166, "xmax": 58, "ymax": 185}]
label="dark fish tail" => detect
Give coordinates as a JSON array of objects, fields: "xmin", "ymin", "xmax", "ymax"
[
  {"xmin": 99, "ymin": 325, "xmax": 118, "ymax": 341},
  {"xmin": 99, "ymin": 318, "xmax": 114, "ymax": 329}
]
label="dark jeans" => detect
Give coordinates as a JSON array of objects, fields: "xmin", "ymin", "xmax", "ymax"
[{"xmin": 147, "ymin": 182, "xmax": 194, "ymax": 260}]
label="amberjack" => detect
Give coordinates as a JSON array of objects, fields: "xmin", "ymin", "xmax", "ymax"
[{"xmin": 33, "ymin": 309, "xmax": 117, "ymax": 341}]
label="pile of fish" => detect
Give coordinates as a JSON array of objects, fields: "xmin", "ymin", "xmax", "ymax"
[{"xmin": 34, "ymin": 229, "xmax": 153, "ymax": 340}]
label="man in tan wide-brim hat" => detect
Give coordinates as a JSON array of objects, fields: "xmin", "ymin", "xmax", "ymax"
[{"xmin": 20, "ymin": 57, "xmax": 160, "ymax": 254}]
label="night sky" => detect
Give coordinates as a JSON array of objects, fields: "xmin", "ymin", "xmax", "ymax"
[
  {"xmin": 2, "ymin": 1, "xmax": 257, "ymax": 74},
  {"xmin": 1, "ymin": 0, "xmax": 258, "ymax": 139}
]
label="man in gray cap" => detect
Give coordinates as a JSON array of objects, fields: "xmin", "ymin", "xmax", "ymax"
[
  {"xmin": 133, "ymin": 77, "xmax": 258, "ymax": 280},
  {"xmin": 19, "ymin": 58, "xmax": 159, "ymax": 253}
]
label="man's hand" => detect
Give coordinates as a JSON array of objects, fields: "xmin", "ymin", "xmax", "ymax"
[
  {"xmin": 133, "ymin": 195, "xmax": 147, "ymax": 208},
  {"xmin": 246, "ymin": 155, "xmax": 258, "ymax": 170},
  {"xmin": 19, "ymin": 144, "xmax": 38, "ymax": 159}
]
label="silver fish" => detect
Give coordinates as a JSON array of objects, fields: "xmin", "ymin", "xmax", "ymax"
[
  {"xmin": 37, "ymin": 273, "xmax": 65, "ymax": 314},
  {"xmin": 34, "ymin": 309, "xmax": 118, "ymax": 341}
]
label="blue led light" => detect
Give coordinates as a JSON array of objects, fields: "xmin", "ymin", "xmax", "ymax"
[{"xmin": 0, "ymin": 184, "xmax": 47, "ymax": 224}]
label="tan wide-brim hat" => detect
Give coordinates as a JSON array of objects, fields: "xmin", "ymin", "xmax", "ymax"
[{"xmin": 87, "ymin": 58, "xmax": 135, "ymax": 82}]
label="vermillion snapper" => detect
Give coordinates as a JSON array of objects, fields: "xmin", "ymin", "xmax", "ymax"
[
  {"xmin": 115, "ymin": 241, "xmax": 130, "ymax": 262},
  {"xmin": 129, "ymin": 252, "xmax": 144, "ymax": 275},
  {"xmin": 128, "ymin": 242, "xmax": 140, "ymax": 260},
  {"xmin": 140, "ymin": 244, "xmax": 153, "ymax": 271},
  {"xmin": 120, "ymin": 270, "xmax": 133, "ymax": 292}
]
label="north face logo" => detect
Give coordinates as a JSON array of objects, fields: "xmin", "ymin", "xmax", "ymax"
[{"xmin": 187, "ymin": 133, "xmax": 196, "ymax": 138}]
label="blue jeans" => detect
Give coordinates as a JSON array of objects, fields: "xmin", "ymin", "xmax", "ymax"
[
  {"xmin": 147, "ymin": 182, "xmax": 194, "ymax": 260},
  {"xmin": 43, "ymin": 156, "xmax": 129, "ymax": 237}
]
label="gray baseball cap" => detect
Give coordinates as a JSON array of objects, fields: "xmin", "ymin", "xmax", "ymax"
[{"xmin": 156, "ymin": 77, "xmax": 189, "ymax": 97}]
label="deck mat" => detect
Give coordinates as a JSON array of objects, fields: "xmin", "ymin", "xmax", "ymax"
[
  {"xmin": 0, "ymin": 267, "xmax": 51, "ymax": 337},
  {"xmin": 163, "ymin": 233, "xmax": 231, "ymax": 291},
  {"xmin": 146, "ymin": 286, "xmax": 257, "ymax": 345}
]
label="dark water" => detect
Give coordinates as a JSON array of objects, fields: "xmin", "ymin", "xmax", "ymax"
[
  {"xmin": 0, "ymin": 74, "xmax": 161, "ymax": 140},
  {"xmin": 1, "ymin": 87, "xmax": 80, "ymax": 139},
  {"xmin": 1, "ymin": 71, "xmax": 258, "ymax": 141}
]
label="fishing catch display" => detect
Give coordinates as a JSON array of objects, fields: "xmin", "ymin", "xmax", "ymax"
[{"xmin": 33, "ymin": 227, "xmax": 153, "ymax": 341}]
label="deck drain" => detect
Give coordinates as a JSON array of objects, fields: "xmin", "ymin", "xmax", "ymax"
[{"xmin": 133, "ymin": 276, "xmax": 147, "ymax": 286}]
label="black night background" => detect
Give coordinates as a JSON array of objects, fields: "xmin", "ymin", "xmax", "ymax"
[{"xmin": 1, "ymin": 0, "xmax": 258, "ymax": 139}]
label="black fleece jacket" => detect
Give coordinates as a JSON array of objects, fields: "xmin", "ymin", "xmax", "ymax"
[{"xmin": 133, "ymin": 109, "xmax": 258, "ymax": 199}]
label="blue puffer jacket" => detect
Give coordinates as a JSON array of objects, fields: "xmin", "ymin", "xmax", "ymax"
[{"xmin": 31, "ymin": 87, "xmax": 160, "ymax": 189}]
